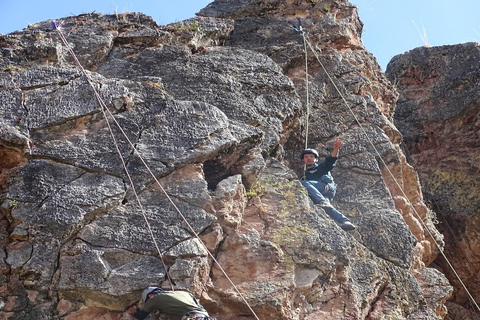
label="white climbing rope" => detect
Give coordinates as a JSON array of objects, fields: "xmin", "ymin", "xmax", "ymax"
[
  {"xmin": 300, "ymin": 30, "xmax": 480, "ymax": 313},
  {"xmin": 52, "ymin": 21, "xmax": 260, "ymax": 320},
  {"xmin": 301, "ymin": 32, "xmax": 311, "ymax": 179}
]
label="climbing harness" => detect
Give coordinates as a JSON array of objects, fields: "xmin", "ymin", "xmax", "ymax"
[
  {"xmin": 181, "ymin": 310, "xmax": 212, "ymax": 320},
  {"xmin": 51, "ymin": 21, "xmax": 260, "ymax": 320}
]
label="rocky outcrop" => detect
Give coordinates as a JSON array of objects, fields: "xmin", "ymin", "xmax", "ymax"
[
  {"xmin": 0, "ymin": 0, "xmax": 450, "ymax": 319},
  {"xmin": 387, "ymin": 43, "xmax": 480, "ymax": 320}
]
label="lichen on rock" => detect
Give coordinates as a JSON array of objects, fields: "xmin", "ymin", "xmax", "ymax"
[{"xmin": 0, "ymin": 1, "xmax": 455, "ymax": 319}]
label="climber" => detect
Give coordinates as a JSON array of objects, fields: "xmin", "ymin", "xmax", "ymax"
[
  {"xmin": 132, "ymin": 287, "xmax": 214, "ymax": 320},
  {"xmin": 300, "ymin": 137, "xmax": 356, "ymax": 231}
]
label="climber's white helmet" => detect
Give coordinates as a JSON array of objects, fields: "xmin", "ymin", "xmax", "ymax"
[{"xmin": 141, "ymin": 287, "xmax": 162, "ymax": 303}]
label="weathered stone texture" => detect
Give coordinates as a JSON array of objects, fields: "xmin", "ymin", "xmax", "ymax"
[
  {"xmin": 387, "ymin": 42, "xmax": 480, "ymax": 320},
  {"xmin": 0, "ymin": 0, "xmax": 451, "ymax": 319}
]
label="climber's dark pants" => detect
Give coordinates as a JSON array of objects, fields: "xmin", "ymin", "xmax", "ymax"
[{"xmin": 301, "ymin": 180, "xmax": 349, "ymax": 223}]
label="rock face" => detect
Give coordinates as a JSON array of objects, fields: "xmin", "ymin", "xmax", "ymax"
[
  {"xmin": 0, "ymin": 0, "xmax": 450, "ymax": 319},
  {"xmin": 386, "ymin": 43, "xmax": 480, "ymax": 320}
]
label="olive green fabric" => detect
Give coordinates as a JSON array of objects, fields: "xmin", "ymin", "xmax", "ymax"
[{"xmin": 143, "ymin": 291, "xmax": 206, "ymax": 320}]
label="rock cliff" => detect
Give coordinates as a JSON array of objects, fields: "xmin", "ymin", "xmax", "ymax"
[
  {"xmin": 0, "ymin": 0, "xmax": 450, "ymax": 319},
  {"xmin": 387, "ymin": 43, "xmax": 480, "ymax": 320}
]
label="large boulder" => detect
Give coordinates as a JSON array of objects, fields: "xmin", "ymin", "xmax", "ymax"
[{"xmin": 387, "ymin": 42, "xmax": 480, "ymax": 320}]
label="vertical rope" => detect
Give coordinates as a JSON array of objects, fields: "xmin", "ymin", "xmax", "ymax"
[
  {"xmin": 303, "ymin": 33, "xmax": 310, "ymax": 150},
  {"xmin": 302, "ymin": 33, "xmax": 310, "ymax": 179},
  {"xmin": 302, "ymin": 33, "xmax": 480, "ymax": 314}
]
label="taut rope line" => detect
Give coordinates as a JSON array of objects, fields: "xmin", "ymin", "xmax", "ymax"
[
  {"xmin": 302, "ymin": 32, "xmax": 310, "ymax": 177},
  {"xmin": 300, "ymin": 31, "xmax": 480, "ymax": 313},
  {"xmin": 303, "ymin": 32, "xmax": 310, "ymax": 150},
  {"xmin": 52, "ymin": 21, "xmax": 175, "ymax": 291},
  {"xmin": 52, "ymin": 21, "xmax": 260, "ymax": 319}
]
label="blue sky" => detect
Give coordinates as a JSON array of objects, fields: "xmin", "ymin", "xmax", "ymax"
[
  {"xmin": 352, "ymin": 0, "xmax": 480, "ymax": 70},
  {"xmin": 1, "ymin": 0, "xmax": 479, "ymax": 71}
]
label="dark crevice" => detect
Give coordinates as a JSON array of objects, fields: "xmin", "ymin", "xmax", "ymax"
[
  {"xmin": 203, "ymin": 159, "xmax": 235, "ymax": 191},
  {"xmin": 18, "ymin": 80, "xmax": 73, "ymax": 91},
  {"xmin": 28, "ymin": 109, "xmax": 104, "ymax": 132},
  {"xmin": 28, "ymin": 154, "xmax": 124, "ymax": 179},
  {"xmin": 365, "ymin": 282, "xmax": 388, "ymax": 319}
]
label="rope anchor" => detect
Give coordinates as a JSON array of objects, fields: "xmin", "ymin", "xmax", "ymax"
[{"xmin": 288, "ymin": 17, "xmax": 303, "ymax": 34}]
